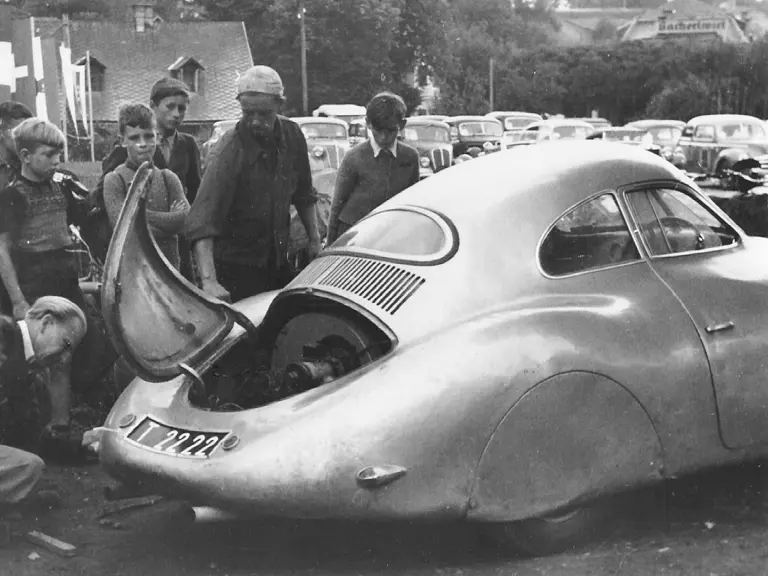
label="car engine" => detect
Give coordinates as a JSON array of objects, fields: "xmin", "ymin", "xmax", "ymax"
[{"xmin": 189, "ymin": 298, "xmax": 393, "ymax": 412}]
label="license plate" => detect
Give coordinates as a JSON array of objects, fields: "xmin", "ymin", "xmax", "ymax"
[{"xmin": 126, "ymin": 417, "xmax": 229, "ymax": 459}]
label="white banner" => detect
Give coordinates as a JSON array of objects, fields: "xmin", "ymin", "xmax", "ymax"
[
  {"xmin": 32, "ymin": 35, "xmax": 47, "ymax": 121},
  {"xmin": 59, "ymin": 44, "xmax": 77, "ymax": 134},
  {"xmin": 657, "ymin": 19, "xmax": 727, "ymax": 34},
  {"xmin": 0, "ymin": 42, "xmax": 12, "ymax": 90},
  {"xmin": 74, "ymin": 64, "xmax": 88, "ymax": 134}
]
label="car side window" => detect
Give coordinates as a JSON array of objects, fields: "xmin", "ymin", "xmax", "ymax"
[
  {"xmin": 540, "ymin": 193, "xmax": 640, "ymax": 276},
  {"xmin": 693, "ymin": 125, "xmax": 715, "ymax": 141},
  {"xmin": 626, "ymin": 188, "xmax": 738, "ymax": 256}
]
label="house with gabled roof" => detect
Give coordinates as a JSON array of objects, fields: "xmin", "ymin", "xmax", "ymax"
[{"xmin": 35, "ymin": 1, "xmax": 252, "ymax": 145}]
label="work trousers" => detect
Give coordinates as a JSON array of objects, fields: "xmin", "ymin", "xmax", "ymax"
[{"xmin": 0, "ymin": 445, "xmax": 43, "ymax": 504}]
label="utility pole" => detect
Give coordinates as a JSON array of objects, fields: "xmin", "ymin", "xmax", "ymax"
[
  {"xmin": 62, "ymin": 13, "xmax": 71, "ymax": 162},
  {"xmin": 489, "ymin": 57, "xmax": 495, "ymax": 112},
  {"xmin": 299, "ymin": 0, "xmax": 308, "ymax": 116}
]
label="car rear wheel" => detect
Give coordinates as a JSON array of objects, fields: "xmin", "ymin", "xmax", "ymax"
[{"xmin": 484, "ymin": 505, "xmax": 607, "ymax": 557}]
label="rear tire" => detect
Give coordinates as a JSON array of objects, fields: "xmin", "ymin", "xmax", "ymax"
[{"xmin": 484, "ymin": 505, "xmax": 607, "ymax": 557}]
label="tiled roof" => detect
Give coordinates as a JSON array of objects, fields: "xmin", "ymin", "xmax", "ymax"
[{"xmin": 35, "ymin": 18, "xmax": 253, "ymax": 122}]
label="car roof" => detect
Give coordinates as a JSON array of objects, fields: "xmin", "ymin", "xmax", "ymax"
[
  {"xmin": 524, "ymin": 119, "xmax": 595, "ymax": 129},
  {"xmin": 446, "ymin": 115, "xmax": 503, "ymax": 124},
  {"xmin": 686, "ymin": 114, "xmax": 764, "ymax": 125},
  {"xmin": 213, "ymin": 119, "xmax": 237, "ymax": 128},
  {"xmin": 292, "ymin": 116, "xmax": 349, "ymax": 127},
  {"xmin": 625, "ymin": 119, "xmax": 685, "ymax": 129},
  {"xmin": 486, "ymin": 111, "xmax": 542, "ymax": 119},
  {"xmin": 405, "ymin": 117, "xmax": 450, "ymax": 128},
  {"xmin": 385, "ymin": 141, "xmax": 682, "ymax": 235}
]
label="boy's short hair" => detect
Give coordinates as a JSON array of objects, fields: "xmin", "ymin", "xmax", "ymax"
[
  {"xmin": 0, "ymin": 101, "xmax": 33, "ymax": 130},
  {"xmin": 366, "ymin": 92, "xmax": 407, "ymax": 129},
  {"xmin": 118, "ymin": 103, "xmax": 157, "ymax": 135},
  {"xmin": 150, "ymin": 77, "xmax": 190, "ymax": 105},
  {"xmin": 12, "ymin": 117, "xmax": 65, "ymax": 154}
]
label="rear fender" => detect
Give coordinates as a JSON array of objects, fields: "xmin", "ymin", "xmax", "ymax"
[
  {"xmin": 468, "ymin": 371, "xmax": 664, "ymax": 522},
  {"xmin": 716, "ymin": 148, "xmax": 752, "ymax": 172}
]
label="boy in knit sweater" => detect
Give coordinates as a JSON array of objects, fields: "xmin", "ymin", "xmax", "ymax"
[
  {"xmin": 326, "ymin": 91, "xmax": 419, "ymax": 244},
  {"xmin": 103, "ymin": 104, "xmax": 190, "ymax": 270}
]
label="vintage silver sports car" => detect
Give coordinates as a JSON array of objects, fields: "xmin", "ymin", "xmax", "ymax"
[{"xmin": 97, "ymin": 142, "xmax": 768, "ymax": 556}]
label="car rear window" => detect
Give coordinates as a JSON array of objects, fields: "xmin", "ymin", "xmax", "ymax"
[
  {"xmin": 540, "ymin": 193, "xmax": 640, "ymax": 276},
  {"xmin": 329, "ymin": 208, "xmax": 456, "ymax": 264}
]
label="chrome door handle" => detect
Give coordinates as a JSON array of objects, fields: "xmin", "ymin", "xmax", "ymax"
[{"xmin": 706, "ymin": 321, "xmax": 735, "ymax": 334}]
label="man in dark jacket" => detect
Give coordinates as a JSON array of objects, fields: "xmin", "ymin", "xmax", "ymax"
[
  {"xmin": 184, "ymin": 66, "xmax": 321, "ymax": 303},
  {"xmin": 0, "ymin": 296, "xmax": 87, "ymax": 493}
]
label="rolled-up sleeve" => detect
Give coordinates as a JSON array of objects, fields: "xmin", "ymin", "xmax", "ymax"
[
  {"xmin": 290, "ymin": 126, "xmax": 317, "ymax": 211},
  {"xmin": 184, "ymin": 138, "xmax": 240, "ymax": 242}
]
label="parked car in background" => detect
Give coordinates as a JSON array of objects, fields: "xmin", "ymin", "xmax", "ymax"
[
  {"xmin": 445, "ymin": 115, "xmax": 503, "ymax": 157},
  {"xmin": 200, "ymin": 119, "xmax": 237, "ymax": 171},
  {"xmin": 293, "ymin": 116, "xmax": 351, "ymax": 170},
  {"xmin": 579, "ymin": 117, "xmax": 612, "ymax": 131},
  {"xmin": 486, "ymin": 111, "xmax": 543, "ymax": 139},
  {"xmin": 624, "ymin": 119, "xmax": 685, "ymax": 163},
  {"xmin": 586, "ymin": 127, "xmax": 661, "ymax": 156},
  {"xmin": 312, "ymin": 103, "xmax": 366, "ymax": 125},
  {"xmin": 415, "ymin": 114, "xmax": 450, "ymax": 123},
  {"xmin": 99, "ymin": 141, "xmax": 768, "ymax": 558},
  {"xmin": 513, "ymin": 118, "xmax": 595, "ymax": 147},
  {"xmin": 672, "ymin": 114, "xmax": 768, "ymax": 187},
  {"xmin": 347, "ymin": 119, "xmax": 369, "ymax": 147},
  {"xmin": 401, "ymin": 117, "xmax": 453, "ymax": 179}
]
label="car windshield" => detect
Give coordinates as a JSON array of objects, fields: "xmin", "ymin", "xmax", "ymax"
[
  {"xmin": 402, "ymin": 125, "xmax": 450, "ymax": 143},
  {"xmin": 552, "ymin": 125, "xmax": 592, "ymax": 139},
  {"xmin": 504, "ymin": 117, "xmax": 537, "ymax": 130},
  {"xmin": 337, "ymin": 115, "xmax": 365, "ymax": 124},
  {"xmin": 458, "ymin": 121, "xmax": 502, "ymax": 137},
  {"xmin": 716, "ymin": 122, "xmax": 766, "ymax": 141},
  {"xmin": 300, "ymin": 123, "xmax": 347, "ymax": 139},
  {"xmin": 646, "ymin": 126, "xmax": 682, "ymax": 143},
  {"xmin": 330, "ymin": 208, "xmax": 454, "ymax": 262},
  {"xmin": 602, "ymin": 130, "xmax": 647, "ymax": 142}
]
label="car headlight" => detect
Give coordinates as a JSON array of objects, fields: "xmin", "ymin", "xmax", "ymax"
[
  {"xmin": 312, "ymin": 146, "xmax": 325, "ymax": 159},
  {"xmin": 420, "ymin": 156, "xmax": 430, "ymax": 168},
  {"xmin": 482, "ymin": 141, "xmax": 493, "ymax": 150}
]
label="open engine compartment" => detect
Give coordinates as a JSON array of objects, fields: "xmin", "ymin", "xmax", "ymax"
[{"xmin": 188, "ymin": 295, "xmax": 394, "ymax": 412}]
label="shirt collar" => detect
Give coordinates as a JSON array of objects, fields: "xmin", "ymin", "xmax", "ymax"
[
  {"xmin": 370, "ymin": 139, "xmax": 397, "ymax": 158},
  {"xmin": 17, "ymin": 320, "xmax": 35, "ymax": 362}
]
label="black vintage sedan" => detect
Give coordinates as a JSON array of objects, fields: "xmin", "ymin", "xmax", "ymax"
[
  {"xmin": 445, "ymin": 115, "xmax": 503, "ymax": 157},
  {"xmin": 401, "ymin": 117, "xmax": 453, "ymax": 179}
]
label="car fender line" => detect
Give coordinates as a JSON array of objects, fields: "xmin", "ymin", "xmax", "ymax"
[{"xmin": 467, "ymin": 369, "xmax": 667, "ymax": 511}]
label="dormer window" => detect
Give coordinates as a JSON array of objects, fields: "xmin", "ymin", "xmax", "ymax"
[
  {"xmin": 168, "ymin": 56, "xmax": 204, "ymax": 93},
  {"xmin": 75, "ymin": 55, "xmax": 106, "ymax": 92},
  {"xmin": 132, "ymin": 2, "xmax": 156, "ymax": 32}
]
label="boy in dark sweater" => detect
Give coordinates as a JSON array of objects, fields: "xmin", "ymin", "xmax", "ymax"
[
  {"xmin": 326, "ymin": 91, "xmax": 419, "ymax": 244},
  {"xmin": 0, "ymin": 118, "xmax": 92, "ymax": 458}
]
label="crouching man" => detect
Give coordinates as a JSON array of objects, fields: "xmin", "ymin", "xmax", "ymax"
[{"xmin": 0, "ymin": 297, "xmax": 87, "ymax": 489}]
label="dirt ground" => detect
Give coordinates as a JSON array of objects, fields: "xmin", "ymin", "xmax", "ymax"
[{"xmin": 2, "ymin": 461, "xmax": 768, "ymax": 575}]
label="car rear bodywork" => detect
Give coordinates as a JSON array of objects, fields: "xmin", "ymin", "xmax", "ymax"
[{"xmin": 98, "ymin": 143, "xmax": 768, "ymax": 531}]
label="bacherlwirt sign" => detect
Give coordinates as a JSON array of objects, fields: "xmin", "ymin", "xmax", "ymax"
[{"xmin": 657, "ymin": 19, "xmax": 727, "ymax": 34}]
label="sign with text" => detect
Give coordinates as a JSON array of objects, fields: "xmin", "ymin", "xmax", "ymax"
[{"xmin": 657, "ymin": 19, "xmax": 727, "ymax": 35}]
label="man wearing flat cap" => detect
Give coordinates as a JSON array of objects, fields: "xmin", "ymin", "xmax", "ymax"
[{"xmin": 184, "ymin": 65, "xmax": 321, "ymax": 302}]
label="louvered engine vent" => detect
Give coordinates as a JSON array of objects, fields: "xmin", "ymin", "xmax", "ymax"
[{"xmin": 289, "ymin": 255, "xmax": 425, "ymax": 314}]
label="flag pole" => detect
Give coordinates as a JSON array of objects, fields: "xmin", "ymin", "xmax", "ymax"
[
  {"xmin": 61, "ymin": 13, "xmax": 71, "ymax": 162},
  {"xmin": 86, "ymin": 49, "xmax": 94, "ymax": 162}
]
